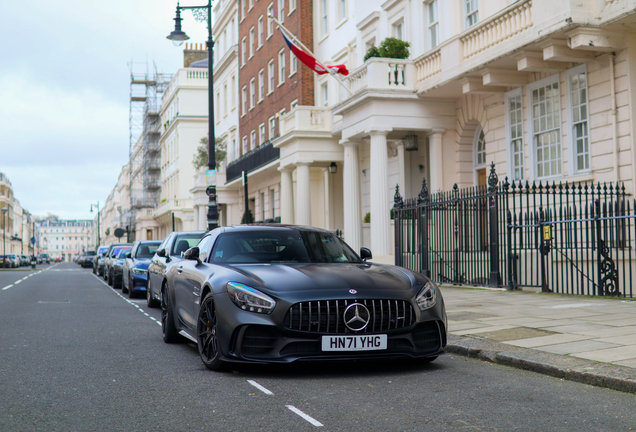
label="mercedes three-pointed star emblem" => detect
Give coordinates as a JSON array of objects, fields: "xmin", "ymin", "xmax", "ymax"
[{"xmin": 343, "ymin": 303, "xmax": 371, "ymax": 332}]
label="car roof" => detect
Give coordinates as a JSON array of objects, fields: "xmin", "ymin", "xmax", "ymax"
[{"xmin": 214, "ymin": 224, "xmax": 334, "ymax": 235}]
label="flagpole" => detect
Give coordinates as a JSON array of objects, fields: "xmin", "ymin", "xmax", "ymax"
[{"xmin": 268, "ymin": 13, "xmax": 353, "ymax": 95}]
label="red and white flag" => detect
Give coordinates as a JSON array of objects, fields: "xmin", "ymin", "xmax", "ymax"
[{"xmin": 281, "ymin": 31, "xmax": 349, "ymax": 76}]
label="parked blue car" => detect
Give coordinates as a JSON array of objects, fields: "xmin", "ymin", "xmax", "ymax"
[{"xmin": 122, "ymin": 240, "xmax": 162, "ymax": 298}]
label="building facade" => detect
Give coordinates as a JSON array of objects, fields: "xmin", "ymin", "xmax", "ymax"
[
  {"xmin": 0, "ymin": 172, "xmax": 34, "ymax": 257},
  {"xmin": 36, "ymin": 219, "xmax": 92, "ymax": 260}
]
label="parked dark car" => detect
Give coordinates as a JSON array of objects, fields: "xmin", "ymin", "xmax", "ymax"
[
  {"xmin": 103, "ymin": 243, "xmax": 132, "ymax": 283},
  {"xmin": 109, "ymin": 247, "xmax": 133, "ymax": 289},
  {"xmin": 93, "ymin": 246, "xmax": 109, "ymax": 275},
  {"xmin": 147, "ymin": 231, "xmax": 205, "ymax": 308},
  {"xmin": 39, "ymin": 253, "xmax": 50, "ymax": 264},
  {"xmin": 161, "ymin": 225, "xmax": 447, "ymax": 371},
  {"xmin": 0, "ymin": 255, "xmax": 12, "ymax": 268},
  {"xmin": 80, "ymin": 250, "xmax": 96, "ymax": 268},
  {"xmin": 122, "ymin": 240, "xmax": 161, "ymax": 298}
]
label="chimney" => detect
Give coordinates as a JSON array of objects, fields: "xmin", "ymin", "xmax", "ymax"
[{"xmin": 183, "ymin": 43, "xmax": 207, "ymax": 67}]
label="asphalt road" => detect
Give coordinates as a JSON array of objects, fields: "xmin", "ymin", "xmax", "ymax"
[{"xmin": 0, "ymin": 262, "xmax": 634, "ymax": 432}]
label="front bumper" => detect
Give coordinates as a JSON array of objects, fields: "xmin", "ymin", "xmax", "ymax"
[
  {"xmin": 130, "ymin": 273, "xmax": 148, "ymax": 291},
  {"xmin": 213, "ymin": 294, "xmax": 447, "ymax": 364}
]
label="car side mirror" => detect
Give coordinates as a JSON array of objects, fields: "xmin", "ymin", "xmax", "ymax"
[
  {"xmin": 125, "ymin": 252, "xmax": 132, "ymax": 259},
  {"xmin": 156, "ymin": 249, "xmax": 166, "ymax": 258},
  {"xmin": 360, "ymin": 247, "xmax": 372, "ymax": 262},
  {"xmin": 184, "ymin": 247, "xmax": 201, "ymax": 264}
]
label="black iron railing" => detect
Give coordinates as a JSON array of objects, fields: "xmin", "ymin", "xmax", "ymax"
[
  {"xmin": 226, "ymin": 140, "xmax": 280, "ymax": 183},
  {"xmin": 394, "ymin": 162, "xmax": 634, "ymax": 297}
]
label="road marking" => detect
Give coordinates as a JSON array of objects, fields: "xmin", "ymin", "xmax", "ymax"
[
  {"xmin": 247, "ymin": 380, "xmax": 274, "ymax": 395},
  {"xmin": 2, "ymin": 284, "xmax": 14, "ymax": 291},
  {"xmin": 285, "ymin": 405, "xmax": 323, "ymax": 427}
]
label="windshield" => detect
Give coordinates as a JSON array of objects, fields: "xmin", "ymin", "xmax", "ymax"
[{"xmin": 210, "ymin": 229, "xmax": 360, "ymax": 264}]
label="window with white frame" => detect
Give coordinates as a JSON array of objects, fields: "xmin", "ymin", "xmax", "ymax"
[
  {"xmin": 231, "ymin": 75, "xmax": 236, "ymax": 110},
  {"xmin": 249, "ymin": 0, "xmax": 254, "ymax": 10},
  {"xmin": 393, "ymin": 19, "xmax": 404, "ymax": 41},
  {"xmin": 223, "ymin": 83, "xmax": 228, "ymax": 116},
  {"xmin": 232, "ymin": 135, "xmax": 237, "ymax": 160},
  {"xmin": 249, "ymin": 27, "xmax": 255, "ymax": 58},
  {"xmin": 427, "ymin": 0, "xmax": 439, "ymax": 49},
  {"xmin": 242, "ymin": 136, "xmax": 248, "ymax": 154},
  {"xmin": 291, "ymin": 99, "xmax": 298, "ymax": 109},
  {"xmin": 241, "ymin": 37, "xmax": 247, "ymax": 66},
  {"xmin": 242, "ymin": 85, "xmax": 247, "ymax": 115},
  {"xmin": 241, "ymin": 0, "xmax": 246, "ymax": 20},
  {"xmin": 270, "ymin": 188, "xmax": 275, "ymax": 218},
  {"xmin": 250, "ymin": 78, "xmax": 255, "ymax": 109},
  {"xmin": 258, "ymin": 16, "xmax": 263, "ymax": 48},
  {"xmin": 290, "ymin": 0, "xmax": 296, "ymax": 13},
  {"xmin": 269, "ymin": 116, "xmax": 276, "ymax": 139},
  {"xmin": 259, "ymin": 124, "xmax": 266, "ymax": 145},
  {"xmin": 278, "ymin": 49, "xmax": 285, "ymax": 85},
  {"xmin": 322, "ymin": 82, "xmax": 329, "ymax": 107},
  {"xmin": 250, "ymin": 130, "xmax": 256, "ymax": 150},
  {"xmin": 338, "ymin": 0, "xmax": 346, "ymax": 22},
  {"xmin": 267, "ymin": 4, "xmax": 274, "ymax": 37},
  {"xmin": 268, "ymin": 60, "xmax": 275, "ymax": 94},
  {"xmin": 258, "ymin": 69, "xmax": 264, "ymax": 102},
  {"xmin": 278, "ymin": 0, "xmax": 285, "ymax": 22},
  {"xmin": 215, "ymin": 91, "xmax": 220, "ymax": 122},
  {"xmin": 290, "ymin": 52, "xmax": 297, "ymax": 75},
  {"xmin": 321, "ymin": 0, "xmax": 328, "ymax": 36},
  {"xmin": 566, "ymin": 64, "xmax": 590, "ymax": 174},
  {"xmin": 505, "ymin": 89, "xmax": 524, "ymax": 181},
  {"xmin": 474, "ymin": 127, "xmax": 486, "ymax": 168},
  {"xmin": 529, "ymin": 75, "xmax": 561, "ymax": 179},
  {"xmin": 261, "ymin": 192, "xmax": 265, "ymax": 220},
  {"xmin": 465, "ymin": 0, "xmax": 479, "ymax": 28}
]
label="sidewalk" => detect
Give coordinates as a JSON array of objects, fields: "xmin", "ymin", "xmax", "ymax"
[{"xmin": 441, "ymin": 285, "xmax": 636, "ymax": 393}]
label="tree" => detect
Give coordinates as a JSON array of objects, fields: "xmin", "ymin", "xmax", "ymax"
[
  {"xmin": 193, "ymin": 136, "xmax": 227, "ymax": 172},
  {"xmin": 363, "ymin": 37, "xmax": 411, "ymax": 62}
]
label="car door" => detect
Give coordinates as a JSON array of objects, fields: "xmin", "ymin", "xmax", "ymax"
[
  {"xmin": 149, "ymin": 235, "xmax": 172, "ymax": 296},
  {"xmin": 174, "ymin": 235, "xmax": 216, "ymax": 330}
]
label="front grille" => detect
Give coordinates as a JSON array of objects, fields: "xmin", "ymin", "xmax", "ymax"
[
  {"xmin": 241, "ymin": 326, "xmax": 278, "ymax": 355},
  {"xmin": 284, "ymin": 299, "xmax": 417, "ymax": 334}
]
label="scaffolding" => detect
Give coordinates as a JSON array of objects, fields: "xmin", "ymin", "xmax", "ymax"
[{"xmin": 127, "ymin": 61, "xmax": 172, "ymax": 238}]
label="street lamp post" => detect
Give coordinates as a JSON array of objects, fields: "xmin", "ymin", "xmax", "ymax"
[
  {"xmin": 1, "ymin": 208, "xmax": 7, "ymax": 268},
  {"xmin": 90, "ymin": 202, "xmax": 101, "ymax": 248},
  {"xmin": 167, "ymin": 1, "xmax": 219, "ymax": 231}
]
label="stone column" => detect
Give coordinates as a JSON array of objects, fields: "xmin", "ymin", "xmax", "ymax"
[
  {"xmin": 295, "ymin": 162, "xmax": 311, "ymax": 226},
  {"xmin": 429, "ymin": 129, "xmax": 445, "ymax": 193},
  {"xmin": 279, "ymin": 167, "xmax": 294, "ymax": 224},
  {"xmin": 369, "ymin": 130, "xmax": 391, "ymax": 256},
  {"xmin": 342, "ymin": 141, "xmax": 362, "ymax": 251},
  {"xmin": 193, "ymin": 205, "xmax": 200, "ymax": 231}
]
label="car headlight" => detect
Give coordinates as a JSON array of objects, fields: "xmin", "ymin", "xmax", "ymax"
[
  {"xmin": 415, "ymin": 281, "xmax": 437, "ymax": 311},
  {"xmin": 132, "ymin": 268, "xmax": 148, "ymax": 275},
  {"xmin": 227, "ymin": 282, "xmax": 276, "ymax": 314}
]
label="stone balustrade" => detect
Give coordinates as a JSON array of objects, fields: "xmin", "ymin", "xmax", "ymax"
[
  {"xmin": 345, "ymin": 58, "xmax": 414, "ymax": 95},
  {"xmin": 414, "ymin": 49, "xmax": 442, "ymax": 85},
  {"xmin": 280, "ymin": 106, "xmax": 333, "ymax": 136},
  {"xmin": 460, "ymin": 0, "xmax": 532, "ymax": 59}
]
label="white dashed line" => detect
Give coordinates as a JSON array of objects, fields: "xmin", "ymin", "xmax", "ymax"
[
  {"xmin": 93, "ymin": 275, "xmax": 159, "ymax": 327},
  {"xmin": 286, "ymin": 405, "xmax": 323, "ymax": 427},
  {"xmin": 14, "ymin": 280, "xmax": 21, "ymax": 285},
  {"xmin": 2, "ymin": 284, "xmax": 14, "ymax": 291},
  {"xmin": 247, "ymin": 380, "xmax": 274, "ymax": 395}
]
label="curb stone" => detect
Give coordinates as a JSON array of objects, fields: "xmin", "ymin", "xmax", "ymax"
[{"xmin": 447, "ymin": 334, "xmax": 636, "ymax": 394}]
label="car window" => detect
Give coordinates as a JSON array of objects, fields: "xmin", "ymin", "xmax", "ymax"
[
  {"xmin": 196, "ymin": 235, "xmax": 215, "ymax": 262},
  {"xmin": 171, "ymin": 234, "xmax": 205, "ymax": 256},
  {"xmin": 136, "ymin": 243, "xmax": 159, "ymax": 258},
  {"xmin": 117, "ymin": 248, "xmax": 132, "ymax": 258},
  {"xmin": 210, "ymin": 230, "xmax": 361, "ymax": 264}
]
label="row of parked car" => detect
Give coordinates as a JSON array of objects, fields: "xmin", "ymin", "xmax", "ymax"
[{"xmin": 0, "ymin": 253, "xmax": 51, "ymax": 268}]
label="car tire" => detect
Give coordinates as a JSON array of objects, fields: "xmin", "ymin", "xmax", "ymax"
[
  {"xmin": 127, "ymin": 278, "xmax": 135, "ymax": 298},
  {"xmin": 161, "ymin": 284, "xmax": 181, "ymax": 344},
  {"xmin": 147, "ymin": 279, "xmax": 160, "ymax": 308},
  {"xmin": 197, "ymin": 293, "xmax": 228, "ymax": 371},
  {"xmin": 108, "ymin": 271, "xmax": 114, "ymax": 286}
]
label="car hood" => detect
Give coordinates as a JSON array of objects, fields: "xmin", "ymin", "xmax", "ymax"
[
  {"xmin": 132, "ymin": 258, "xmax": 151, "ymax": 270},
  {"xmin": 227, "ymin": 263, "xmax": 416, "ymax": 294}
]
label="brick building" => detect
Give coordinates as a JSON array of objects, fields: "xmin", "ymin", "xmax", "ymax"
[{"xmin": 238, "ymin": 0, "xmax": 314, "ymax": 154}]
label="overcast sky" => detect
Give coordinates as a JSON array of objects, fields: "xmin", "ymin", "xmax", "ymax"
[{"xmin": 0, "ymin": 0, "xmax": 208, "ymax": 221}]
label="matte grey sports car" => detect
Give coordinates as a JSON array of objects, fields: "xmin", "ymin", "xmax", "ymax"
[{"xmin": 161, "ymin": 225, "xmax": 447, "ymax": 371}]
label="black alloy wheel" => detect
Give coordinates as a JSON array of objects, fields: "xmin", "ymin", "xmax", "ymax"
[
  {"xmin": 146, "ymin": 279, "xmax": 160, "ymax": 308},
  {"xmin": 127, "ymin": 277, "xmax": 135, "ymax": 298},
  {"xmin": 161, "ymin": 284, "xmax": 180, "ymax": 343},
  {"xmin": 121, "ymin": 275, "xmax": 128, "ymax": 293},
  {"xmin": 108, "ymin": 270, "xmax": 113, "ymax": 286},
  {"xmin": 197, "ymin": 293, "xmax": 227, "ymax": 371}
]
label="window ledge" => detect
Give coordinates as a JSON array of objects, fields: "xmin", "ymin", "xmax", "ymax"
[
  {"xmin": 336, "ymin": 18, "xmax": 348, "ymax": 30},
  {"xmin": 567, "ymin": 172, "xmax": 594, "ymax": 183}
]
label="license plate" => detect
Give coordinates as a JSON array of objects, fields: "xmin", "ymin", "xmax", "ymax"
[{"xmin": 321, "ymin": 335, "xmax": 387, "ymax": 351}]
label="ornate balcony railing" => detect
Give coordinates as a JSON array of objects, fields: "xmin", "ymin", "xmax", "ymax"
[
  {"xmin": 461, "ymin": 0, "xmax": 532, "ymax": 59},
  {"xmin": 226, "ymin": 140, "xmax": 280, "ymax": 183},
  {"xmin": 414, "ymin": 48, "xmax": 442, "ymax": 85},
  {"xmin": 345, "ymin": 58, "xmax": 414, "ymax": 95}
]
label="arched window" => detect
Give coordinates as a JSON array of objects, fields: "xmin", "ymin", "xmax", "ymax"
[{"xmin": 474, "ymin": 127, "xmax": 486, "ymax": 169}]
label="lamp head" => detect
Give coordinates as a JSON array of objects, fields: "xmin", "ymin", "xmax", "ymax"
[{"xmin": 167, "ymin": 5, "xmax": 190, "ymax": 46}]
